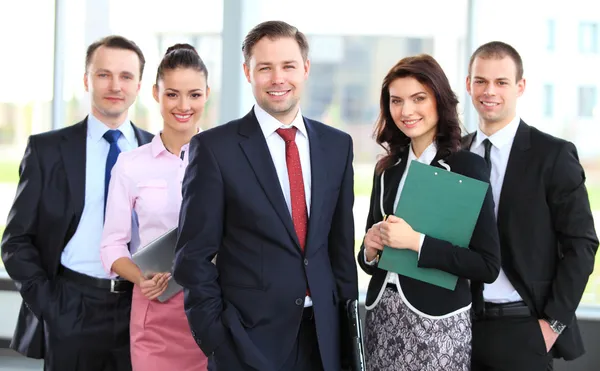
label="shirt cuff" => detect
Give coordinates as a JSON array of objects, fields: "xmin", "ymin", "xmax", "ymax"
[
  {"xmin": 364, "ymin": 248, "xmax": 378, "ymax": 266},
  {"xmin": 417, "ymin": 233, "xmax": 425, "ymax": 260}
]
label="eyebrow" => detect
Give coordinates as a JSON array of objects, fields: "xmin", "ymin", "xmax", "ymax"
[
  {"xmin": 256, "ymin": 60, "xmax": 299, "ymax": 66},
  {"xmin": 164, "ymin": 88, "xmax": 204, "ymax": 93},
  {"xmin": 390, "ymin": 91, "xmax": 427, "ymax": 99},
  {"xmin": 473, "ymin": 76, "xmax": 510, "ymax": 81},
  {"xmin": 95, "ymin": 69, "xmax": 135, "ymax": 76}
]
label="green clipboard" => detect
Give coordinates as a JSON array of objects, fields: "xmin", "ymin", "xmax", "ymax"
[{"xmin": 377, "ymin": 160, "xmax": 489, "ymax": 290}]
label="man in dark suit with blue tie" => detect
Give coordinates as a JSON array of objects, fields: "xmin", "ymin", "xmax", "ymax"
[
  {"xmin": 173, "ymin": 20, "xmax": 358, "ymax": 371},
  {"xmin": 1, "ymin": 35, "xmax": 153, "ymax": 370}
]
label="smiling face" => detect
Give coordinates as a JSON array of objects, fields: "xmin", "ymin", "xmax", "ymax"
[
  {"xmin": 243, "ymin": 36, "xmax": 310, "ymax": 125},
  {"xmin": 467, "ymin": 56, "xmax": 526, "ymax": 129},
  {"xmin": 153, "ymin": 67, "xmax": 209, "ymax": 135},
  {"xmin": 84, "ymin": 46, "xmax": 141, "ymax": 127},
  {"xmin": 388, "ymin": 76, "xmax": 438, "ymax": 145}
]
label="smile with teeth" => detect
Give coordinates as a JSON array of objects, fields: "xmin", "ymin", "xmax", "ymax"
[
  {"xmin": 174, "ymin": 113, "xmax": 192, "ymax": 121},
  {"xmin": 403, "ymin": 118, "xmax": 421, "ymax": 127},
  {"xmin": 481, "ymin": 101, "xmax": 499, "ymax": 107},
  {"xmin": 268, "ymin": 90, "xmax": 289, "ymax": 96}
]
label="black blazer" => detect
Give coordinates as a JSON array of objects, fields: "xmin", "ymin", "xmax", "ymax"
[
  {"xmin": 358, "ymin": 148, "xmax": 500, "ymax": 316},
  {"xmin": 463, "ymin": 120, "xmax": 598, "ymax": 360},
  {"xmin": 172, "ymin": 109, "xmax": 358, "ymax": 371},
  {"xmin": 0, "ymin": 117, "xmax": 153, "ymax": 359}
]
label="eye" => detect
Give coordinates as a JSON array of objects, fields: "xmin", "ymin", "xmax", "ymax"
[
  {"xmin": 98, "ymin": 73, "xmax": 108, "ymax": 78},
  {"xmin": 474, "ymin": 80, "xmax": 485, "ymax": 84},
  {"xmin": 191, "ymin": 93, "xmax": 203, "ymax": 98},
  {"xmin": 166, "ymin": 93, "xmax": 177, "ymax": 98},
  {"xmin": 284, "ymin": 65, "xmax": 295, "ymax": 69},
  {"xmin": 259, "ymin": 67, "xmax": 270, "ymax": 71},
  {"xmin": 390, "ymin": 99, "xmax": 401, "ymax": 105},
  {"xmin": 414, "ymin": 96, "xmax": 425, "ymax": 102},
  {"xmin": 122, "ymin": 76, "xmax": 132, "ymax": 80}
]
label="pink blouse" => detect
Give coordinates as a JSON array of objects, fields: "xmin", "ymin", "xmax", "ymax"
[{"xmin": 100, "ymin": 134, "xmax": 189, "ymax": 277}]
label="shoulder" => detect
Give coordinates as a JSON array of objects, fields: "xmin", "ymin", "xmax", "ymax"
[
  {"xmin": 305, "ymin": 117, "xmax": 352, "ymax": 147},
  {"xmin": 113, "ymin": 143, "xmax": 153, "ymax": 174},
  {"xmin": 527, "ymin": 123, "xmax": 573, "ymax": 153},
  {"xmin": 446, "ymin": 150, "xmax": 489, "ymax": 182}
]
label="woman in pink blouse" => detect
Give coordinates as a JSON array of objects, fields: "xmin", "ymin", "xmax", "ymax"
[{"xmin": 100, "ymin": 43, "xmax": 210, "ymax": 371}]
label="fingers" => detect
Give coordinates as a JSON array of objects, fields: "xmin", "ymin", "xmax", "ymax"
[
  {"xmin": 139, "ymin": 272, "xmax": 171, "ymax": 300},
  {"xmin": 386, "ymin": 215, "xmax": 402, "ymax": 223}
]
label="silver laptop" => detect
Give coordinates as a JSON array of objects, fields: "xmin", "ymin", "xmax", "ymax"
[{"xmin": 132, "ymin": 227, "xmax": 182, "ymax": 302}]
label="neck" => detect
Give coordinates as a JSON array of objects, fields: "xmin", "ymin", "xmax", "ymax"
[
  {"xmin": 479, "ymin": 116, "xmax": 515, "ymax": 137},
  {"xmin": 160, "ymin": 126, "xmax": 197, "ymax": 157},
  {"xmin": 272, "ymin": 106, "xmax": 300, "ymax": 126},
  {"xmin": 92, "ymin": 108, "xmax": 127, "ymax": 129},
  {"xmin": 411, "ymin": 133, "xmax": 435, "ymax": 159}
]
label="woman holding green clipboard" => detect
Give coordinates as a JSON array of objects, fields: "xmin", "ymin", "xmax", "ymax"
[{"xmin": 357, "ymin": 54, "xmax": 501, "ymax": 371}]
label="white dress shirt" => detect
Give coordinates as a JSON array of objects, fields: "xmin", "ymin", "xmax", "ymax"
[
  {"xmin": 470, "ymin": 115, "xmax": 523, "ymax": 303},
  {"xmin": 61, "ymin": 114, "xmax": 138, "ymax": 278},
  {"xmin": 254, "ymin": 104, "xmax": 313, "ymax": 307}
]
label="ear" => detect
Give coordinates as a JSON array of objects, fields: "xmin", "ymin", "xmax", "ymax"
[
  {"xmin": 516, "ymin": 78, "xmax": 526, "ymax": 98},
  {"xmin": 303, "ymin": 58, "xmax": 311, "ymax": 79},
  {"xmin": 465, "ymin": 76, "xmax": 472, "ymax": 96},
  {"xmin": 243, "ymin": 62, "xmax": 251, "ymax": 83},
  {"xmin": 152, "ymin": 84, "xmax": 159, "ymax": 103},
  {"xmin": 84, "ymin": 73, "xmax": 89, "ymax": 92},
  {"xmin": 205, "ymin": 86, "xmax": 211, "ymax": 100}
]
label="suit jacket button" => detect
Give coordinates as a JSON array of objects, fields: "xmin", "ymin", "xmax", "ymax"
[
  {"xmin": 304, "ymin": 258, "xmax": 308, "ymax": 266},
  {"xmin": 295, "ymin": 298, "xmax": 303, "ymax": 306}
]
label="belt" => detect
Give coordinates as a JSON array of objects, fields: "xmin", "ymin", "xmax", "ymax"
[
  {"xmin": 479, "ymin": 301, "xmax": 532, "ymax": 319},
  {"xmin": 58, "ymin": 265, "xmax": 133, "ymax": 294}
]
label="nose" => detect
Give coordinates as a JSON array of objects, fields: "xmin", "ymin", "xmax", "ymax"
[
  {"xmin": 400, "ymin": 101, "xmax": 415, "ymax": 117},
  {"xmin": 483, "ymin": 83, "xmax": 496, "ymax": 96},
  {"xmin": 110, "ymin": 77, "xmax": 121, "ymax": 92},
  {"xmin": 271, "ymin": 67, "xmax": 285, "ymax": 85},
  {"xmin": 177, "ymin": 96, "xmax": 191, "ymax": 111}
]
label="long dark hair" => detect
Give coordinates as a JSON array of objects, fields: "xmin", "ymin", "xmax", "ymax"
[{"xmin": 374, "ymin": 54, "xmax": 462, "ymax": 174}]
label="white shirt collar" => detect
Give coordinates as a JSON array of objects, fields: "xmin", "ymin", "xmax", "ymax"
[
  {"xmin": 408, "ymin": 141, "xmax": 438, "ymax": 164},
  {"xmin": 474, "ymin": 115, "xmax": 521, "ymax": 150},
  {"xmin": 253, "ymin": 104, "xmax": 308, "ymax": 139},
  {"xmin": 87, "ymin": 113, "xmax": 136, "ymax": 146}
]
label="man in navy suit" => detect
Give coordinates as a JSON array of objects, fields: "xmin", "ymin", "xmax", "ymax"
[{"xmin": 173, "ymin": 20, "xmax": 358, "ymax": 371}]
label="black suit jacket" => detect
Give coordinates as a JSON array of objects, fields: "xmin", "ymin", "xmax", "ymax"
[
  {"xmin": 358, "ymin": 148, "xmax": 501, "ymax": 315},
  {"xmin": 0, "ymin": 117, "xmax": 153, "ymax": 359},
  {"xmin": 173, "ymin": 109, "xmax": 359, "ymax": 371},
  {"xmin": 463, "ymin": 120, "xmax": 598, "ymax": 360}
]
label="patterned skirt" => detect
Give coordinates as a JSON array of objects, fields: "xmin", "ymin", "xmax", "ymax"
[{"xmin": 365, "ymin": 287, "xmax": 472, "ymax": 371}]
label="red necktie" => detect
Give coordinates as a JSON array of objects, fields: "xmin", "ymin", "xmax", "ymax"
[{"xmin": 276, "ymin": 127, "xmax": 308, "ymax": 251}]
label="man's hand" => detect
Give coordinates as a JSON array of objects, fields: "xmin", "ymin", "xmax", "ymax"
[
  {"xmin": 538, "ymin": 319, "xmax": 559, "ymax": 352},
  {"xmin": 138, "ymin": 272, "xmax": 171, "ymax": 301},
  {"xmin": 380, "ymin": 215, "xmax": 421, "ymax": 252}
]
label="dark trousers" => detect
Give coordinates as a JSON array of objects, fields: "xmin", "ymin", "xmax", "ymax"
[
  {"xmin": 279, "ymin": 307, "xmax": 324, "ymax": 371},
  {"xmin": 43, "ymin": 276, "xmax": 132, "ymax": 371},
  {"xmin": 214, "ymin": 307, "xmax": 323, "ymax": 371},
  {"xmin": 472, "ymin": 315, "xmax": 554, "ymax": 371}
]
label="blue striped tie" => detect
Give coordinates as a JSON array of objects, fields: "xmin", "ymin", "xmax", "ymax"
[{"xmin": 103, "ymin": 129, "xmax": 122, "ymax": 216}]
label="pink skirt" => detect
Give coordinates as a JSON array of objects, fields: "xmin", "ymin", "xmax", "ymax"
[{"xmin": 130, "ymin": 286, "xmax": 208, "ymax": 371}]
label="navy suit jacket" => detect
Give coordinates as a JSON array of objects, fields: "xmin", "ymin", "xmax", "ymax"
[{"xmin": 173, "ymin": 109, "xmax": 359, "ymax": 371}]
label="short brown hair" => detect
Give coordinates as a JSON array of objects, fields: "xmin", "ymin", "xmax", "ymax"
[
  {"xmin": 468, "ymin": 41, "xmax": 524, "ymax": 81},
  {"xmin": 85, "ymin": 35, "xmax": 146, "ymax": 79},
  {"xmin": 242, "ymin": 21, "xmax": 309, "ymax": 64}
]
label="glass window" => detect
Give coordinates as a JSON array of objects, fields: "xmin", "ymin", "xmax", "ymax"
[
  {"xmin": 579, "ymin": 22, "xmax": 599, "ymax": 53},
  {"xmin": 543, "ymin": 84, "xmax": 554, "ymax": 117},
  {"xmin": 547, "ymin": 19, "xmax": 556, "ymax": 51},
  {"xmin": 578, "ymin": 85, "xmax": 597, "ymax": 117},
  {"xmin": 0, "ymin": 1, "xmax": 55, "ymax": 272}
]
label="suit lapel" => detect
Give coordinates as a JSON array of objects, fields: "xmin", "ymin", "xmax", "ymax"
[
  {"xmin": 238, "ymin": 110, "xmax": 301, "ymax": 250},
  {"xmin": 305, "ymin": 119, "xmax": 327, "ymax": 252},
  {"xmin": 59, "ymin": 119, "xmax": 87, "ymax": 228},
  {"xmin": 132, "ymin": 124, "xmax": 153, "ymax": 145},
  {"xmin": 461, "ymin": 132, "xmax": 476, "ymax": 150},
  {"xmin": 381, "ymin": 149, "xmax": 409, "ymax": 216},
  {"xmin": 497, "ymin": 120, "xmax": 531, "ymax": 229}
]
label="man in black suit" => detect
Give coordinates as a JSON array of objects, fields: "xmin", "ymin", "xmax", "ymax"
[
  {"xmin": 173, "ymin": 21, "xmax": 358, "ymax": 371},
  {"xmin": 1, "ymin": 35, "xmax": 153, "ymax": 371},
  {"xmin": 465, "ymin": 41, "xmax": 598, "ymax": 371}
]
